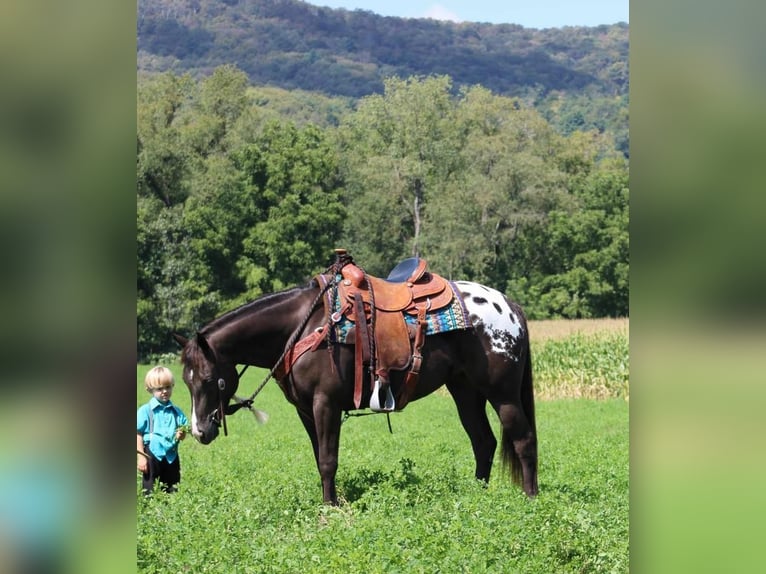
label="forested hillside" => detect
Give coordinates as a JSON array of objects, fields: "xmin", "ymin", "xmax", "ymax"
[
  {"xmin": 137, "ymin": 68, "xmax": 628, "ymax": 358},
  {"xmin": 137, "ymin": 0, "xmax": 629, "ymax": 154}
]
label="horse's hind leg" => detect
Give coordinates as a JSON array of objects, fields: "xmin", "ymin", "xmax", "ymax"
[
  {"xmin": 446, "ymin": 382, "xmax": 497, "ymax": 482},
  {"xmin": 491, "ymin": 401, "xmax": 538, "ymax": 497}
]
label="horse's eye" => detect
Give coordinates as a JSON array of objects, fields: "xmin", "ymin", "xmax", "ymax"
[{"xmin": 201, "ymin": 377, "xmax": 222, "ymax": 391}]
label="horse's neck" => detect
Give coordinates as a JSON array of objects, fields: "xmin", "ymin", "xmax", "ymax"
[{"xmin": 208, "ymin": 287, "xmax": 316, "ymax": 367}]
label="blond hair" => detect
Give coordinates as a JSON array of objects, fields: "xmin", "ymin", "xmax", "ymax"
[{"xmin": 144, "ymin": 366, "xmax": 175, "ymax": 392}]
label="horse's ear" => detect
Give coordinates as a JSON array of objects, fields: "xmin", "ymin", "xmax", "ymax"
[
  {"xmin": 196, "ymin": 332, "xmax": 216, "ymax": 363},
  {"xmin": 172, "ymin": 333, "xmax": 188, "ymax": 348}
]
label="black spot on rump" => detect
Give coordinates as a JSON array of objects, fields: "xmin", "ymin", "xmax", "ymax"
[
  {"xmin": 473, "ymin": 296, "xmax": 488, "ymax": 305},
  {"xmin": 493, "ymin": 302, "xmax": 502, "ymax": 314}
]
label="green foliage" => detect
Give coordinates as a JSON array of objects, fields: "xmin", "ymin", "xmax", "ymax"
[
  {"xmin": 336, "ymin": 75, "xmax": 464, "ymax": 269},
  {"xmin": 137, "ymin": 1, "xmax": 628, "ymax": 157},
  {"xmin": 136, "ymin": 67, "xmax": 345, "ymax": 356},
  {"xmin": 137, "ymin": 68, "xmax": 628, "ymax": 357},
  {"xmin": 136, "ymin": 362, "xmax": 628, "ymax": 573},
  {"xmin": 137, "ymin": 71, "xmax": 196, "ymax": 207},
  {"xmin": 507, "ymin": 156, "xmax": 629, "ymax": 319},
  {"xmin": 234, "ymin": 121, "xmax": 346, "ymax": 293},
  {"xmin": 137, "ymin": 1, "xmax": 627, "ymax": 103}
]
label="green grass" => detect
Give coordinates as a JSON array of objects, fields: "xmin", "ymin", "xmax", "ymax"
[{"xmin": 137, "ymin": 361, "xmax": 628, "ymax": 573}]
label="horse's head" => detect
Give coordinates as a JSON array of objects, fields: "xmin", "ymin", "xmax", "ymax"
[{"xmin": 173, "ymin": 332, "xmax": 240, "ymax": 445}]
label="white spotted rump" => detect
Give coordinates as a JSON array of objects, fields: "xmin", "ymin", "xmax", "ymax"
[{"xmin": 454, "ymin": 281, "xmax": 525, "ymax": 360}]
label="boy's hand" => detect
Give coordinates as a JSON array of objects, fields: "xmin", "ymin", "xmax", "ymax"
[{"xmin": 175, "ymin": 424, "xmax": 190, "ymax": 442}]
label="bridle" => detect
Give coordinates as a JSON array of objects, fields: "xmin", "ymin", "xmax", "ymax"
[{"xmin": 213, "ymin": 377, "xmax": 229, "ymax": 436}]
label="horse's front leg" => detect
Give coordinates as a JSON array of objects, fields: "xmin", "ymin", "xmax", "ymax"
[
  {"xmin": 312, "ymin": 394, "xmax": 343, "ymax": 505},
  {"xmin": 297, "ymin": 398, "xmax": 342, "ymax": 504}
]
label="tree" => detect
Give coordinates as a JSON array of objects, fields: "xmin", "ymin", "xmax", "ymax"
[
  {"xmin": 235, "ymin": 121, "xmax": 346, "ymax": 294},
  {"xmin": 507, "ymin": 155, "xmax": 629, "ymax": 318},
  {"xmin": 137, "ymin": 66, "xmax": 261, "ymax": 355},
  {"xmin": 137, "ymin": 72, "xmax": 196, "ymax": 207},
  {"xmin": 336, "ymin": 75, "xmax": 465, "ymax": 274},
  {"xmin": 431, "ymin": 85, "xmax": 569, "ymax": 284},
  {"xmin": 194, "ymin": 64, "xmax": 250, "ymax": 153}
]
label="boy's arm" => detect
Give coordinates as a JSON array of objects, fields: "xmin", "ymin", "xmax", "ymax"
[{"xmin": 137, "ymin": 433, "xmax": 149, "ymax": 472}]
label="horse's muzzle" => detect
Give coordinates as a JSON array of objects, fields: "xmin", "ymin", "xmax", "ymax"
[
  {"xmin": 195, "ymin": 425, "xmax": 219, "ymax": 445},
  {"xmin": 192, "ymin": 413, "xmax": 221, "ymax": 444}
]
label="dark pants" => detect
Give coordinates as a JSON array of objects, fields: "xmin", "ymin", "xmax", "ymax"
[{"xmin": 142, "ymin": 446, "xmax": 181, "ymax": 494}]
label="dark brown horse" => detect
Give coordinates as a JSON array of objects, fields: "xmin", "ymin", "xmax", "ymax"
[{"xmin": 173, "ymin": 262, "xmax": 537, "ymax": 505}]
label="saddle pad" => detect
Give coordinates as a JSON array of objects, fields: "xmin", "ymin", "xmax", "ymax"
[{"xmin": 331, "ymin": 281, "xmax": 472, "ymax": 344}]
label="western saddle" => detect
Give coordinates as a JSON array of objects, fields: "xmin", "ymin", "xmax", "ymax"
[{"xmin": 331, "ymin": 249, "xmax": 455, "ymax": 412}]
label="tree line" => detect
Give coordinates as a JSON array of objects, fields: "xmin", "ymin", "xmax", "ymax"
[
  {"xmin": 138, "ymin": 0, "xmax": 627, "ymax": 100},
  {"xmin": 137, "ymin": 0, "xmax": 628, "ymax": 153},
  {"xmin": 137, "ymin": 66, "xmax": 628, "ymax": 358}
]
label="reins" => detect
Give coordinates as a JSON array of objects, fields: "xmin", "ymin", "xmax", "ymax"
[{"xmin": 227, "ymin": 267, "xmax": 339, "ymax": 416}]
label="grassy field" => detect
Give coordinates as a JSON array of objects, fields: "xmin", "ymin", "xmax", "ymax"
[{"xmin": 137, "ymin": 319, "xmax": 628, "ymax": 573}]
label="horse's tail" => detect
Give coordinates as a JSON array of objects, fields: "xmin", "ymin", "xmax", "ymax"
[{"xmin": 502, "ymin": 343, "xmax": 536, "ymax": 487}]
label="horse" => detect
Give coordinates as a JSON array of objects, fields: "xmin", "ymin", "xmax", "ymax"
[{"xmin": 173, "ymin": 256, "xmax": 538, "ymax": 505}]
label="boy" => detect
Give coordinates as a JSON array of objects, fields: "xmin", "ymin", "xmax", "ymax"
[{"xmin": 136, "ymin": 366, "xmax": 189, "ymax": 494}]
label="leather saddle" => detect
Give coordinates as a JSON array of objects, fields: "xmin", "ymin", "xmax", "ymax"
[{"xmin": 334, "ymin": 253, "xmax": 454, "ymax": 412}]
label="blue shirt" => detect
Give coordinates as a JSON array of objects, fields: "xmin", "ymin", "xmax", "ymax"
[{"xmin": 136, "ymin": 397, "xmax": 188, "ymax": 463}]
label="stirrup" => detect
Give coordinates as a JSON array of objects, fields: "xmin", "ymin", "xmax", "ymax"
[{"xmin": 369, "ymin": 378, "xmax": 395, "ymax": 413}]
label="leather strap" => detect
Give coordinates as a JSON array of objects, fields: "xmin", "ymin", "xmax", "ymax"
[
  {"xmin": 274, "ymin": 325, "xmax": 328, "ymax": 380},
  {"xmin": 353, "ymin": 293, "xmax": 370, "ymax": 409},
  {"xmin": 398, "ymin": 304, "xmax": 428, "ymax": 410}
]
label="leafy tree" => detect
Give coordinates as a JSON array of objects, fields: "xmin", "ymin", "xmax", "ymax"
[
  {"xmin": 336, "ymin": 75, "xmax": 465, "ymax": 274},
  {"xmin": 235, "ymin": 121, "xmax": 346, "ymax": 294},
  {"xmin": 137, "ymin": 66, "xmax": 261, "ymax": 354},
  {"xmin": 194, "ymin": 64, "xmax": 250, "ymax": 152},
  {"xmin": 508, "ymin": 156, "xmax": 629, "ymax": 318},
  {"xmin": 137, "ymin": 195, "xmax": 208, "ymax": 355},
  {"xmin": 431, "ymin": 85, "xmax": 570, "ymax": 285},
  {"xmin": 137, "ymin": 72, "xmax": 196, "ymax": 207},
  {"xmin": 337, "ymin": 77, "xmax": 579, "ymax": 290}
]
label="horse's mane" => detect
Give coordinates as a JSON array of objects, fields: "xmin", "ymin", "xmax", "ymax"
[{"xmin": 199, "ymin": 279, "xmax": 318, "ymax": 336}]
